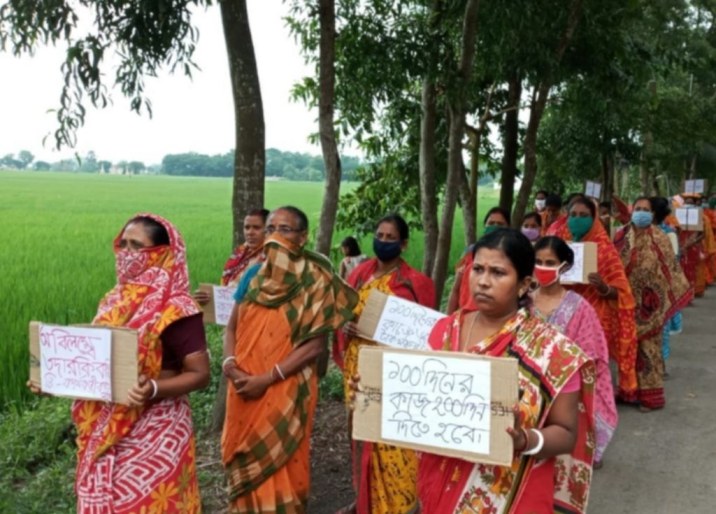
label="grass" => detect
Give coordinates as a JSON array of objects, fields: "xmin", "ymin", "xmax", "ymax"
[{"xmin": 0, "ymin": 169, "xmax": 499, "ymax": 511}]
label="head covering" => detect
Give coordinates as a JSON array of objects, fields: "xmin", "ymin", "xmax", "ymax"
[{"xmin": 73, "ymin": 213, "xmax": 199, "ymax": 463}]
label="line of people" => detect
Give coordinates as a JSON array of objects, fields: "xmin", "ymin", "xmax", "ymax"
[{"xmin": 27, "ymin": 191, "xmax": 713, "ymax": 513}]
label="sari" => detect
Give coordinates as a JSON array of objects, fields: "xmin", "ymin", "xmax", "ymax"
[
  {"xmin": 658, "ymin": 223, "xmax": 681, "ymax": 360},
  {"xmin": 337, "ymin": 258, "xmax": 435, "ymax": 514},
  {"xmin": 706, "ymin": 208, "xmax": 716, "ymax": 282},
  {"xmin": 614, "ymin": 224, "xmax": 693, "ymax": 409},
  {"xmin": 221, "ymin": 235, "xmax": 357, "ymax": 513},
  {"xmin": 547, "ymin": 217, "xmax": 638, "ymax": 397},
  {"xmin": 418, "ymin": 308, "xmax": 595, "ymax": 514},
  {"xmin": 695, "ymin": 213, "xmax": 715, "ymax": 295},
  {"xmin": 72, "ymin": 213, "xmax": 202, "ymax": 513},
  {"xmin": 452, "ymin": 251, "xmax": 477, "ymax": 312},
  {"xmin": 221, "ymin": 243, "xmax": 264, "ymax": 286},
  {"xmin": 536, "ymin": 291, "xmax": 617, "ymax": 463}
]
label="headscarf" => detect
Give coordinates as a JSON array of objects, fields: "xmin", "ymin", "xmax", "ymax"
[
  {"xmin": 72, "ymin": 213, "xmax": 199, "ymax": 465},
  {"xmin": 221, "ymin": 244, "xmax": 264, "ymax": 286}
]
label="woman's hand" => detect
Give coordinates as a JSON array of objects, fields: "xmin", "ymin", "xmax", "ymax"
[
  {"xmin": 127, "ymin": 374, "xmax": 154, "ymax": 407},
  {"xmin": 232, "ymin": 372, "xmax": 274, "ymax": 400},
  {"xmin": 347, "ymin": 373, "xmax": 361, "ymax": 409},
  {"xmin": 505, "ymin": 404, "xmax": 529, "ymax": 453},
  {"xmin": 587, "ymin": 272, "xmax": 607, "ymax": 292},
  {"xmin": 343, "ymin": 321, "xmax": 360, "ymax": 338},
  {"xmin": 26, "ymin": 380, "xmax": 44, "ymax": 396},
  {"xmin": 193, "ymin": 289, "xmax": 211, "ymax": 306}
]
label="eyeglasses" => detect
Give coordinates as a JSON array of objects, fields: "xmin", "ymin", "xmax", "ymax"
[{"xmin": 265, "ymin": 225, "xmax": 304, "ymax": 235}]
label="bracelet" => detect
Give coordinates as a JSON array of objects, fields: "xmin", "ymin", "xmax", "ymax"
[
  {"xmin": 522, "ymin": 428, "xmax": 544, "ymax": 456},
  {"xmin": 149, "ymin": 379, "xmax": 158, "ymax": 400},
  {"xmin": 274, "ymin": 364, "xmax": 286, "ymax": 381},
  {"xmin": 222, "ymin": 356, "xmax": 236, "ymax": 374}
]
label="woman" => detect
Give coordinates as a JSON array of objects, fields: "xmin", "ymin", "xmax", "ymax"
[
  {"xmin": 547, "ymin": 196, "xmax": 638, "ymax": 400},
  {"xmin": 339, "ymin": 235, "xmax": 368, "ymax": 279},
  {"xmin": 532, "ymin": 236, "xmax": 617, "ymax": 467},
  {"xmin": 417, "ymin": 229, "xmax": 595, "ymax": 513},
  {"xmin": 651, "ymin": 197, "xmax": 684, "ymax": 360},
  {"xmin": 447, "ymin": 207, "xmax": 511, "ymax": 314},
  {"xmin": 614, "ymin": 198, "xmax": 693, "ymax": 410},
  {"xmin": 30, "ymin": 214, "xmax": 210, "ymax": 512},
  {"xmin": 336, "ymin": 213, "xmax": 435, "ymax": 514},
  {"xmin": 222, "ymin": 206, "xmax": 358, "ymax": 513},
  {"xmin": 520, "ymin": 211, "xmax": 542, "ymax": 243},
  {"xmin": 194, "ymin": 208, "xmax": 269, "ymax": 304},
  {"xmin": 678, "ymin": 194, "xmax": 707, "ymax": 296}
]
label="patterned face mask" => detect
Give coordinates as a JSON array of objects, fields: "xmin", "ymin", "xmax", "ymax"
[{"xmin": 115, "ymin": 248, "xmax": 152, "ymax": 283}]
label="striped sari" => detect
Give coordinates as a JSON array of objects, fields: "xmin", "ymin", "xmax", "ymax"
[{"xmin": 222, "ymin": 235, "xmax": 357, "ymax": 513}]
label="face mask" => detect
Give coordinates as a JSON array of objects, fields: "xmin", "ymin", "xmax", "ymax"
[
  {"xmin": 535, "ymin": 199, "xmax": 546, "ymax": 211},
  {"xmin": 373, "ymin": 238, "xmax": 402, "ymax": 262},
  {"xmin": 483, "ymin": 225, "xmax": 502, "ymax": 236},
  {"xmin": 521, "ymin": 227, "xmax": 540, "ymax": 242},
  {"xmin": 567, "ymin": 216, "xmax": 593, "ymax": 241},
  {"xmin": 116, "ymin": 249, "xmax": 151, "ymax": 283},
  {"xmin": 534, "ymin": 263, "xmax": 565, "ymax": 287},
  {"xmin": 631, "ymin": 211, "xmax": 653, "ymax": 228}
]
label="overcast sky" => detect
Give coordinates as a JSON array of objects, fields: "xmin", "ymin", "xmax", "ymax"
[{"xmin": 0, "ymin": 3, "xmax": 321, "ymax": 165}]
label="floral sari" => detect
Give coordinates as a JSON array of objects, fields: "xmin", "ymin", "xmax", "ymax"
[
  {"xmin": 72, "ymin": 213, "xmax": 202, "ymax": 513},
  {"xmin": 536, "ymin": 291, "xmax": 617, "ymax": 463},
  {"xmin": 417, "ymin": 308, "xmax": 595, "ymax": 514},
  {"xmin": 221, "ymin": 243, "xmax": 264, "ymax": 286},
  {"xmin": 547, "ymin": 217, "xmax": 638, "ymax": 397},
  {"xmin": 614, "ymin": 225, "xmax": 693, "ymax": 409},
  {"xmin": 222, "ymin": 235, "xmax": 357, "ymax": 513},
  {"xmin": 337, "ymin": 258, "xmax": 435, "ymax": 514}
]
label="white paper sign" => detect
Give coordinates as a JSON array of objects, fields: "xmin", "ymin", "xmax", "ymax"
[
  {"xmin": 39, "ymin": 325, "xmax": 112, "ymax": 401},
  {"xmin": 381, "ymin": 351, "xmax": 492, "ymax": 454},
  {"xmin": 675, "ymin": 207, "xmax": 701, "ymax": 228},
  {"xmin": 560, "ymin": 242, "xmax": 585, "ymax": 283},
  {"xmin": 675, "ymin": 208, "xmax": 689, "ymax": 226},
  {"xmin": 212, "ymin": 285, "xmax": 236, "ymax": 326},
  {"xmin": 372, "ymin": 296, "xmax": 446, "ymax": 351},
  {"xmin": 685, "ymin": 180, "xmax": 695, "ymax": 194},
  {"xmin": 694, "ymin": 179, "xmax": 705, "ymax": 194},
  {"xmin": 585, "ymin": 181, "xmax": 602, "ymax": 199}
]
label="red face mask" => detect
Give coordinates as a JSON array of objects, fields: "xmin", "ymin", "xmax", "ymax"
[{"xmin": 534, "ymin": 264, "xmax": 564, "ymax": 287}]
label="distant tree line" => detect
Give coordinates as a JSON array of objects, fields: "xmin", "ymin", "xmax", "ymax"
[
  {"xmin": 161, "ymin": 148, "xmax": 362, "ymax": 181},
  {"xmin": 0, "ymin": 150, "xmax": 151, "ymax": 174}
]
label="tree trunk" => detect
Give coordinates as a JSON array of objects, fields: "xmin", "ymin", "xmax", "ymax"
[
  {"xmin": 213, "ymin": 0, "xmax": 265, "ymax": 433},
  {"xmin": 221, "ymin": 0, "xmax": 265, "ymax": 247},
  {"xmin": 501, "ymin": 74, "xmax": 521, "ymax": 223},
  {"xmin": 431, "ymin": 0, "xmax": 481, "ymax": 307},
  {"xmin": 462, "ymin": 131, "xmax": 479, "ymax": 243},
  {"xmin": 314, "ymin": 0, "xmax": 341, "ymax": 257},
  {"xmin": 419, "ymin": 77, "xmax": 439, "ymax": 276},
  {"xmin": 512, "ymin": 0, "xmax": 582, "ymax": 225}
]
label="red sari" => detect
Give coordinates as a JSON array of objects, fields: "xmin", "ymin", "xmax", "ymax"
[
  {"xmin": 418, "ymin": 309, "xmax": 595, "ymax": 514},
  {"xmin": 547, "ymin": 217, "xmax": 638, "ymax": 396},
  {"xmin": 221, "ymin": 243, "xmax": 264, "ymax": 286},
  {"xmin": 72, "ymin": 213, "xmax": 202, "ymax": 513}
]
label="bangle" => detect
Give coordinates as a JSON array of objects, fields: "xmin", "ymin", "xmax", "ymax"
[
  {"xmin": 522, "ymin": 429, "xmax": 544, "ymax": 456},
  {"xmin": 599, "ymin": 285, "xmax": 611, "ymax": 296},
  {"xmin": 222, "ymin": 356, "xmax": 236, "ymax": 373},
  {"xmin": 149, "ymin": 379, "xmax": 158, "ymax": 400},
  {"xmin": 274, "ymin": 364, "xmax": 286, "ymax": 381}
]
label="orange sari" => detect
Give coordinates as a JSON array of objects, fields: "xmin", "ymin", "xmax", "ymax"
[
  {"xmin": 706, "ymin": 209, "xmax": 716, "ymax": 282},
  {"xmin": 547, "ymin": 218, "xmax": 638, "ymax": 396},
  {"xmin": 222, "ymin": 235, "xmax": 357, "ymax": 513}
]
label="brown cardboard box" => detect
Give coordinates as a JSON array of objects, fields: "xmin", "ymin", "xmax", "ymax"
[{"xmin": 559, "ymin": 241, "xmax": 598, "ymax": 284}]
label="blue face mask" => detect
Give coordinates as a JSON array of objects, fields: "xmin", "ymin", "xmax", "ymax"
[
  {"xmin": 373, "ymin": 238, "xmax": 402, "ymax": 262},
  {"xmin": 631, "ymin": 211, "xmax": 653, "ymax": 228}
]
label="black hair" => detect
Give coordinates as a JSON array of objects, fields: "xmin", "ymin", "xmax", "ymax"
[
  {"xmin": 632, "ymin": 196, "xmax": 651, "ymax": 209},
  {"xmin": 534, "ymin": 236, "xmax": 574, "ymax": 266},
  {"xmin": 472, "ymin": 228, "xmax": 535, "ymax": 280},
  {"xmin": 545, "ymin": 194, "xmax": 563, "ymax": 209},
  {"xmin": 536, "ymin": 190, "xmax": 549, "ymax": 198},
  {"xmin": 128, "ymin": 216, "xmax": 170, "ymax": 246},
  {"xmin": 377, "ymin": 213, "xmax": 409, "ymax": 241},
  {"xmin": 566, "ymin": 192, "xmax": 586, "ymax": 206},
  {"xmin": 599, "ymin": 201, "xmax": 611, "ymax": 210},
  {"xmin": 522, "ymin": 211, "xmax": 542, "ymax": 227},
  {"xmin": 246, "ymin": 208, "xmax": 270, "ymax": 223},
  {"xmin": 276, "ymin": 205, "xmax": 309, "ymax": 231},
  {"xmin": 483, "ymin": 206, "xmax": 512, "ymax": 226},
  {"xmin": 568, "ymin": 196, "xmax": 596, "ymax": 219},
  {"xmin": 650, "ymin": 196, "xmax": 671, "ymax": 225},
  {"xmin": 341, "ymin": 236, "xmax": 362, "ymax": 257}
]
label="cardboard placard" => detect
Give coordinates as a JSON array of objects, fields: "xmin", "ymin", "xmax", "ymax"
[
  {"xmin": 675, "ymin": 207, "xmax": 703, "ymax": 231},
  {"xmin": 353, "ymin": 346, "xmax": 517, "ymax": 466},
  {"xmin": 585, "ymin": 180, "xmax": 602, "ymax": 199},
  {"xmin": 199, "ymin": 283, "xmax": 236, "ymax": 326},
  {"xmin": 355, "ymin": 290, "xmax": 446, "ymax": 351},
  {"xmin": 29, "ymin": 321, "xmax": 138, "ymax": 404},
  {"xmin": 684, "ymin": 179, "xmax": 707, "ymax": 195},
  {"xmin": 560, "ymin": 242, "xmax": 598, "ymax": 284}
]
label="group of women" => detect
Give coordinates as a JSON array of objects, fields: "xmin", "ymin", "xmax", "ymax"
[{"xmin": 27, "ymin": 186, "xmax": 710, "ymax": 514}]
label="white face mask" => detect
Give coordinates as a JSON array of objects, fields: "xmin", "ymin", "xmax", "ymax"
[{"xmin": 535, "ymin": 199, "xmax": 546, "ymax": 211}]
